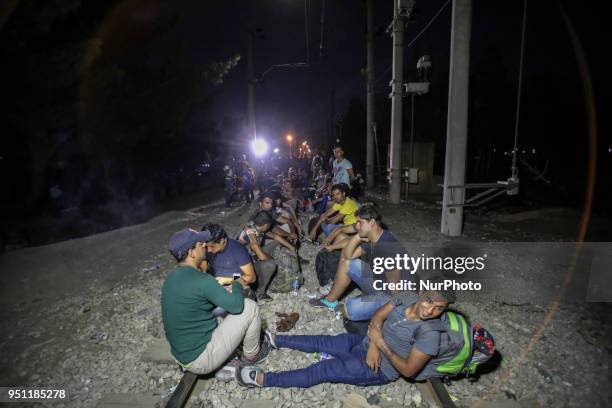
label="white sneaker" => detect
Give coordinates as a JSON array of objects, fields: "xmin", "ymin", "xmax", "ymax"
[{"xmin": 214, "ymin": 357, "xmax": 241, "ymax": 382}]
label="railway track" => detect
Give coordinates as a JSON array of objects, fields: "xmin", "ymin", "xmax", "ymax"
[{"xmin": 164, "ymin": 371, "xmax": 458, "ymax": 408}]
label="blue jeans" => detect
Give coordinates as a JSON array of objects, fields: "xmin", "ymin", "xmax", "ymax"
[
  {"xmin": 224, "ymin": 185, "xmax": 233, "ymax": 206},
  {"xmin": 345, "ymin": 260, "xmax": 392, "ymax": 321},
  {"xmin": 315, "ymin": 195, "xmax": 329, "ymax": 214},
  {"xmin": 263, "ymin": 334, "xmax": 390, "ymax": 388},
  {"xmin": 321, "ymin": 222, "xmax": 342, "ymax": 236}
]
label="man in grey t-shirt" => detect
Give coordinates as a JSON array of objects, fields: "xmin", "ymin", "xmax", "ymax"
[
  {"xmin": 370, "ymin": 290, "xmax": 453, "ymax": 381},
  {"xmin": 235, "ymin": 287, "xmax": 456, "ymax": 388}
]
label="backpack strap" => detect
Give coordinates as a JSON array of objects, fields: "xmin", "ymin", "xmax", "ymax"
[{"xmin": 435, "ymin": 311, "xmax": 474, "ymax": 375}]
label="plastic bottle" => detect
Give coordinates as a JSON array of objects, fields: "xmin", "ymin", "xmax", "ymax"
[{"xmin": 291, "ymin": 275, "xmax": 301, "ymax": 296}]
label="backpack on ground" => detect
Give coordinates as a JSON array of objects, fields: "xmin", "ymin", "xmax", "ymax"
[
  {"xmin": 268, "ymin": 246, "xmax": 302, "ymax": 293},
  {"xmin": 315, "ymin": 249, "xmax": 341, "ymax": 286},
  {"xmin": 420, "ymin": 311, "xmax": 495, "ymax": 380}
]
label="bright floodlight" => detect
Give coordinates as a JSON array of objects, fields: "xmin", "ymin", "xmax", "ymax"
[
  {"xmin": 273, "ymin": 148, "xmax": 279, "ymax": 153},
  {"xmin": 251, "ymin": 138, "xmax": 268, "ymax": 157},
  {"xmin": 286, "ymin": 134, "xmax": 293, "ymax": 142}
]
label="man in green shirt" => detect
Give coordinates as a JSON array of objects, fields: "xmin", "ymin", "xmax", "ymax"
[{"xmin": 162, "ymin": 228, "xmax": 272, "ymax": 375}]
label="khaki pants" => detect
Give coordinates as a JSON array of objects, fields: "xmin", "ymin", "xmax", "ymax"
[{"xmin": 185, "ymin": 299, "xmax": 261, "ymax": 375}]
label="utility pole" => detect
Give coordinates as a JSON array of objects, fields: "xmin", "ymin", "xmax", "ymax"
[
  {"xmin": 247, "ymin": 18, "xmax": 256, "ymax": 141},
  {"xmin": 441, "ymin": 0, "xmax": 472, "ymax": 236},
  {"xmin": 366, "ymin": 0, "xmax": 375, "ymax": 188},
  {"xmin": 389, "ymin": 0, "xmax": 413, "ymax": 204}
]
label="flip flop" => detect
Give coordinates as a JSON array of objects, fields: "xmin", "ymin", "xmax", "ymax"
[{"xmin": 275, "ymin": 312, "xmax": 300, "ymax": 332}]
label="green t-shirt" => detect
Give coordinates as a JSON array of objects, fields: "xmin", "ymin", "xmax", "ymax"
[{"xmin": 161, "ymin": 266, "xmax": 244, "ymax": 365}]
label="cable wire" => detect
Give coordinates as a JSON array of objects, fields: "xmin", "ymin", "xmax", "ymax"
[
  {"xmin": 405, "ymin": 0, "xmax": 451, "ymax": 48},
  {"xmin": 374, "ymin": 0, "xmax": 451, "ymax": 88}
]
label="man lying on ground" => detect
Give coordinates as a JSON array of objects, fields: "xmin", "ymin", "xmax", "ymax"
[
  {"xmin": 309, "ymin": 183, "xmax": 359, "ymax": 242},
  {"xmin": 161, "ymin": 228, "xmax": 272, "ymax": 375},
  {"xmin": 309, "ymin": 205, "xmax": 412, "ymax": 322},
  {"xmin": 236, "ymin": 287, "xmax": 455, "ymax": 388}
]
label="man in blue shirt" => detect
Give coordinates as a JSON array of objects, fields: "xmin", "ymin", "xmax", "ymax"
[
  {"xmin": 201, "ymin": 223, "xmax": 275, "ymax": 302},
  {"xmin": 310, "ymin": 205, "xmax": 413, "ymax": 321}
]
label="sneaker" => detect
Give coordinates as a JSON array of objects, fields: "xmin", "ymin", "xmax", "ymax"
[
  {"xmin": 263, "ymin": 329, "xmax": 277, "ymax": 349},
  {"xmin": 257, "ymin": 293, "xmax": 274, "ymax": 303},
  {"xmin": 333, "ymin": 302, "xmax": 345, "ymax": 316},
  {"xmin": 308, "ymin": 297, "xmax": 338, "ymax": 311},
  {"xmin": 240, "ymin": 333, "xmax": 272, "ymax": 365},
  {"xmin": 235, "ymin": 365, "xmax": 263, "ymax": 388},
  {"xmin": 214, "ymin": 357, "xmax": 241, "ymax": 382}
]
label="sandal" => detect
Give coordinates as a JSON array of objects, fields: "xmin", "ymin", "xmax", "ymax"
[{"xmin": 275, "ymin": 312, "xmax": 300, "ymax": 332}]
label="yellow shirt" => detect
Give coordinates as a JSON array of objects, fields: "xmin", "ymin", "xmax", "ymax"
[{"xmin": 332, "ymin": 198, "xmax": 359, "ymax": 225}]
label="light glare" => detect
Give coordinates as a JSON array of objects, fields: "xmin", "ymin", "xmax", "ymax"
[{"xmin": 251, "ymin": 139, "xmax": 269, "ymax": 157}]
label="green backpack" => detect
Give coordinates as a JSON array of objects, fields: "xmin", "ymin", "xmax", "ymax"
[
  {"xmin": 419, "ymin": 311, "xmax": 495, "ymax": 380},
  {"xmin": 268, "ymin": 245, "xmax": 302, "ymax": 293}
]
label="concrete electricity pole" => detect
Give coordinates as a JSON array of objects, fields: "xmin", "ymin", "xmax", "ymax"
[
  {"xmin": 366, "ymin": 0, "xmax": 375, "ymax": 188},
  {"xmin": 389, "ymin": 0, "xmax": 414, "ymax": 204},
  {"xmin": 441, "ymin": 0, "xmax": 472, "ymax": 236},
  {"xmin": 247, "ymin": 18, "xmax": 257, "ymax": 141}
]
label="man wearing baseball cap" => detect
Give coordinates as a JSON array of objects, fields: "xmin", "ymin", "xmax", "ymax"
[{"xmin": 161, "ymin": 228, "xmax": 272, "ymax": 375}]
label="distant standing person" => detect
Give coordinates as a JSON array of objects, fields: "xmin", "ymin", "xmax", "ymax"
[
  {"xmin": 311, "ymin": 150, "xmax": 324, "ymax": 181},
  {"xmin": 331, "ymin": 146, "xmax": 354, "ymax": 188},
  {"xmin": 223, "ymin": 165, "xmax": 235, "ymax": 208},
  {"xmin": 238, "ymin": 154, "xmax": 255, "ymax": 203}
]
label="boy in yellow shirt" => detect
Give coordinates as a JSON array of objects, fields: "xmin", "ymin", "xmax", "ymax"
[{"xmin": 308, "ymin": 183, "xmax": 359, "ymax": 241}]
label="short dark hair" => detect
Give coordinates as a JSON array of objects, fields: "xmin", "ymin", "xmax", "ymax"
[
  {"xmin": 331, "ymin": 183, "xmax": 349, "ymax": 194},
  {"xmin": 258, "ymin": 191, "xmax": 275, "ymax": 203},
  {"xmin": 356, "ymin": 204, "xmax": 382, "ymax": 224},
  {"xmin": 200, "ymin": 223, "xmax": 227, "ymax": 243},
  {"xmin": 421, "ymin": 274, "xmax": 457, "ymax": 304},
  {"xmin": 253, "ymin": 210, "xmax": 273, "ymax": 227}
]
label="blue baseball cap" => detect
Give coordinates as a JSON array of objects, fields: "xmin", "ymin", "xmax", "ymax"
[{"xmin": 168, "ymin": 228, "xmax": 212, "ymax": 260}]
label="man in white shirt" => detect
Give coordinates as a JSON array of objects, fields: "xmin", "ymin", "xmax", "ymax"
[{"xmin": 331, "ymin": 146, "xmax": 355, "ymax": 188}]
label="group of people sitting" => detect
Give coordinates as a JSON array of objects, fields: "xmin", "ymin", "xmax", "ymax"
[{"xmin": 160, "ymin": 145, "xmax": 491, "ymax": 390}]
